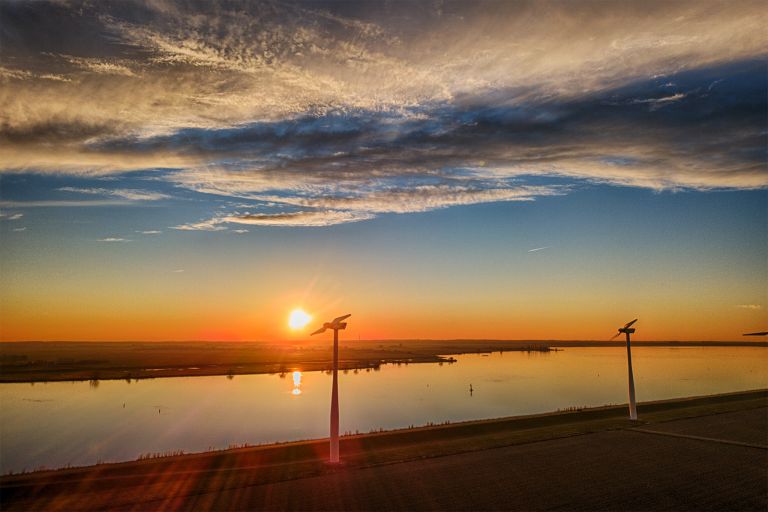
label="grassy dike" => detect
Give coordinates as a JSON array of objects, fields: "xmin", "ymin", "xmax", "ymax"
[{"xmin": 1, "ymin": 389, "xmax": 765, "ymax": 511}]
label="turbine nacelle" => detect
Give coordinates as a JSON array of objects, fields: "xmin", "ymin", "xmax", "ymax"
[
  {"xmin": 610, "ymin": 319, "xmax": 637, "ymax": 340},
  {"xmin": 310, "ymin": 314, "xmax": 351, "ymax": 336}
]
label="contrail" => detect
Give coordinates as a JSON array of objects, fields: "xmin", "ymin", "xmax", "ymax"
[{"xmin": 527, "ymin": 246, "xmax": 551, "ymax": 252}]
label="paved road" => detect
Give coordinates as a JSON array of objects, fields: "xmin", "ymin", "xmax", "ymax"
[
  {"xmin": 117, "ymin": 408, "xmax": 767, "ymax": 511},
  {"xmin": 630, "ymin": 405, "xmax": 767, "ymax": 446}
]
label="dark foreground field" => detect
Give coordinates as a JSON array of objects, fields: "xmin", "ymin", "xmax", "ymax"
[
  {"xmin": 1, "ymin": 390, "xmax": 765, "ymax": 511},
  {"xmin": 2, "ymin": 340, "xmax": 764, "ymax": 383}
]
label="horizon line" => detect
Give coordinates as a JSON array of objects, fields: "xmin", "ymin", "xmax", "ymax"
[{"xmin": 1, "ymin": 338, "xmax": 765, "ymax": 344}]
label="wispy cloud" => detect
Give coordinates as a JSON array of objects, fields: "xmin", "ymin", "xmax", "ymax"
[
  {"xmin": 1, "ymin": 200, "xmax": 135, "ymax": 208},
  {"xmin": 97, "ymin": 237, "xmax": 131, "ymax": 242},
  {"xmin": 630, "ymin": 93, "xmax": 687, "ymax": 107},
  {"xmin": 171, "ymin": 269, "xmax": 185, "ymax": 273},
  {"xmin": 0, "ymin": 0, "xmax": 765, "ymax": 227},
  {"xmin": 59, "ymin": 187, "xmax": 170, "ymax": 201},
  {"xmin": 12, "ymin": 227, "xmax": 27, "ymax": 232},
  {"xmin": 59, "ymin": 55, "xmax": 137, "ymax": 77},
  {"xmin": 0, "ymin": 212, "xmax": 23, "ymax": 220},
  {"xmin": 735, "ymin": 304, "xmax": 763, "ymax": 310},
  {"xmin": 173, "ymin": 210, "xmax": 375, "ymax": 229},
  {"xmin": 171, "ymin": 218, "xmax": 228, "ymax": 231},
  {"xmin": 169, "ymin": 183, "xmax": 565, "ymax": 227},
  {"xmin": 224, "ymin": 211, "xmax": 375, "ymax": 227},
  {"xmin": 528, "ymin": 246, "xmax": 551, "ymax": 253},
  {"xmin": 138, "ymin": 230, "xmax": 162, "ymax": 234}
]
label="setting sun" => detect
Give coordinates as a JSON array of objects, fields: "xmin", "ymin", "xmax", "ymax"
[{"xmin": 288, "ymin": 309, "xmax": 312, "ymax": 330}]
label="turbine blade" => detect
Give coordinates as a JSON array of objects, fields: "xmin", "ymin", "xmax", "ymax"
[
  {"xmin": 743, "ymin": 331, "xmax": 768, "ymax": 336},
  {"xmin": 310, "ymin": 326, "xmax": 327, "ymax": 336},
  {"xmin": 332, "ymin": 314, "xmax": 351, "ymax": 324},
  {"xmin": 609, "ymin": 332, "xmax": 621, "ymax": 341},
  {"xmin": 624, "ymin": 318, "xmax": 638, "ymax": 329}
]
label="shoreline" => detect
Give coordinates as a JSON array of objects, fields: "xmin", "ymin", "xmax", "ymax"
[{"xmin": 1, "ymin": 340, "xmax": 764, "ymax": 384}]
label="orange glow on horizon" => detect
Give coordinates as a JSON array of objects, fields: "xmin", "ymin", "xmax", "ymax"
[{"xmin": 0, "ymin": 270, "xmax": 764, "ymax": 342}]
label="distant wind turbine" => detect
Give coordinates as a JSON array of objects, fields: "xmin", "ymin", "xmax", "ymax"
[
  {"xmin": 311, "ymin": 313, "xmax": 351, "ymax": 464},
  {"xmin": 610, "ymin": 318, "xmax": 639, "ymax": 420},
  {"xmin": 743, "ymin": 331, "xmax": 767, "ymax": 336}
]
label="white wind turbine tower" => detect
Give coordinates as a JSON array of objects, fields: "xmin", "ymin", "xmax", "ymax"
[
  {"xmin": 311, "ymin": 313, "xmax": 351, "ymax": 464},
  {"xmin": 610, "ymin": 318, "xmax": 639, "ymax": 420}
]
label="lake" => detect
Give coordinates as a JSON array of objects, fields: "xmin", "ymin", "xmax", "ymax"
[{"xmin": 1, "ymin": 346, "xmax": 766, "ymax": 473}]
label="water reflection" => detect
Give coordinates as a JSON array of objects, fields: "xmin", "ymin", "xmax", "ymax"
[
  {"xmin": 292, "ymin": 371, "xmax": 302, "ymax": 396},
  {"xmin": 0, "ymin": 347, "xmax": 765, "ymax": 474}
]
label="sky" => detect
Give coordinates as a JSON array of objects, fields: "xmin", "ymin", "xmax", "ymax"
[{"xmin": 0, "ymin": 0, "xmax": 766, "ymax": 341}]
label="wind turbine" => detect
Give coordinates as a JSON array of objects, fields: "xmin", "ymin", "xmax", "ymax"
[
  {"xmin": 611, "ymin": 318, "xmax": 639, "ymax": 420},
  {"xmin": 311, "ymin": 313, "xmax": 351, "ymax": 464}
]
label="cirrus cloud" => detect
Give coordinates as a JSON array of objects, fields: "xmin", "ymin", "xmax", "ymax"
[
  {"xmin": 97, "ymin": 237, "xmax": 131, "ymax": 242},
  {"xmin": 58, "ymin": 187, "xmax": 171, "ymax": 201},
  {"xmin": 0, "ymin": 0, "xmax": 765, "ymax": 228}
]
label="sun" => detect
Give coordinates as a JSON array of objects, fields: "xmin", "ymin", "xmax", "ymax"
[{"xmin": 288, "ymin": 308, "xmax": 312, "ymax": 330}]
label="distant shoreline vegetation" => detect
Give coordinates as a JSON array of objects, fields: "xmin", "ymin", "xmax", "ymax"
[{"xmin": 0, "ymin": 340, "xmax": 764, "ymax": 384}]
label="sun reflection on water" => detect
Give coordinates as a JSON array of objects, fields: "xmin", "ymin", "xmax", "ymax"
[{"xmin": 292, "ymin": 371, "xmax": 302, "ymax": 396}]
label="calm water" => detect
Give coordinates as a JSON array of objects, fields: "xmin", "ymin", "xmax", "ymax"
[{"xmin": 1, "ymin": 347, "xmax": 765, "ymax": 473}]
